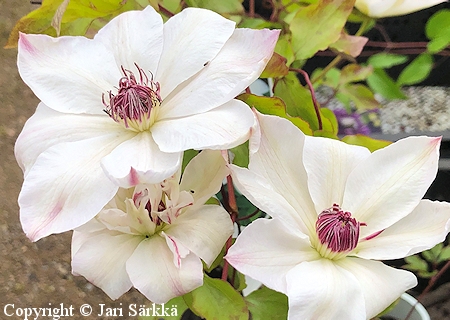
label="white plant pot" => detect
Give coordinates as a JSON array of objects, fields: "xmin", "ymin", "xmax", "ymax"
[{"xmin": 384, "ymin": 293, "xmax": 430, "ymax": 320}]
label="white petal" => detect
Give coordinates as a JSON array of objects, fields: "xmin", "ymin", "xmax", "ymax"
[
  {"xmin": 71, "ymin": 218, "xmax": 106, "ymax": 260},
  {"xmin": 156, "ymin": 8, "xmax": 235, "ymax": 99},
  {"xmin": 95, "ymin": 6, "xmax": 163, "ymax": 73},
  {"xmin": 336, "ymin": 258, "xmax": 417, "ymax": 319},
  {"xmin": 248, "ymin": 112, "xmax": 318, "ymax": 234},
  {"xmin": 152, "ymin": 100, "xmax": 254, "ymax": 152},
  {"xmin": 356, "ymin": 199, "xmax": 450, "ymax": 260},
  {"xmin": 343, "ymin": 136, "xmax": 441, "ymax": 238},
  {"xmin": 389, "ymin": 0, "xmax": 446, "ymax": 16},
  {"xmin": 230, "ymin": 164, "xmax": 309, "ymax": 235},
  {"xmin": 163, "ymin": 231, "xmax": 191, "ymax": 268},
  {"xmin": 101, "ymin": 131, "xmax": 182, "ymax": 187},
  {"xmin": 160, "ymin": 28, "xmax": 279, "ymax": 119},
  {"xmin": 226, "ymin": 218, "xmax": 320, "ymax": 294},
  {"xmin": 15, "ymin": 103, "xmax": 123, "ymax": 175},
  {"xmin": 286, "ymin": 259, "xmax": 366, "ymax": 320},
  {"xmin": 180, "ymin": 149, "xmax": 229, "ymax": 209},
  {"xmin": 71, "ymin": 230, "xmax": 141, "ymax": 300},
  {"xmin": 165, "ymin": 205, "xmax": 233, "ymax": 266},
  {"xmin": 355, "ymin": 0, "xmax": 446, "ymax": 18},
  {"xmin": 127, "ymin": 235, "xmax": 203, "ymax": 304},
  {"xmin": 19, "ymin": 135, "xmax": 127, "ymax": 241},
  {"xmin": 18, "ymin": 33, "xmax": 118, "ymax": 114},
  {"xmin": 303, "ymin": 135, "xmax": 371, "ymax": 213}
]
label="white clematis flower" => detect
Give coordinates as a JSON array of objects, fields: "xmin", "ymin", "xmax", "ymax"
[
  {"xmin": 72, "ymin": 150, "xmax": 233, "ymax": 303},
  {"xmin": 355, "ymin": 0, "xmax": 446, "ymax": 18},
  {"xmin": 225, "ymin": 111, "xmax": 450, "ymax": 320},
  {"xmin": 15, "ymin": 6, "xmax": 279, "ymax": 241}
]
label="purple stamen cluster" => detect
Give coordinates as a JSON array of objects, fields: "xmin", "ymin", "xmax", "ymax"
[
  {"xmin": 103, "ymin": 64, "xmax": 161, "ymax": 128},
  {"xmin": 316, "ymin": 203, "xmax": 364, "ymax": 253}
]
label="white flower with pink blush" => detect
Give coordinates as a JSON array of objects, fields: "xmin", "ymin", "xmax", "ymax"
[
  {"xmin": 15, "ymin": 6, "xmax": 279, "ymax": 241},
  {"xmin": 72, "ymin": 150, "xmax": 233, "ymax": 303},
  {"xmin": 226, "ymin": 111, "xmax": 450, "ymax": 319}
]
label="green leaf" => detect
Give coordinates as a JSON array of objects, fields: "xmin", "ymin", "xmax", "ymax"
[
  {"xmin": 428, "ymin": 36, "xmax": 450, "ymax": 54},
  {"xmin": 397, "ymin": 54, "xmax": 433, "ymax": 86},
  {"xmin": 235, "ymin": 190, "xmax": 259, "ymax": 225},
  {"xmin": 437, "ymin": 246, "xmax": 450, "ymax": 264},
  {"xmin": 139, "ymin": 296, "xmax": 188, "ymax": 320},
  {"xmin": 316, "ymin": 67, "xmax": 341, "ymax": 88},
  {"xmin": 430, "ymin": 242, "xmax": 444, "ymax": 259},
  {"xmin": 185, "ymin": 0, "xmax": 244, "ymax": 14},
  {"xmin": 204, "ymin": 244, "xmax": 227, "ymax": 273},
  {"xmin": 418, "ymin": 270, "xmax": 437, "ymax": 279},
  {"xmin": 425, "ymin": 9, "xmax": 450, "ymax": 53},
  {"xmin": 320, "ymin": 107, "xmax": 338, "ymax": 136},
  {"xmin": 274, "ymin": 34, "xmax": 296, "ymax": 66},
  {"xmin": 425, "ymin": 9, "xmax": 450, "ymax": 40},
  {"xmin": 339, "ymin": 64, "xmax": 373, "ymax": 84},
  {"xmin": 367, "ymin": 53, "xmax": 408, "ymax": 69},
  {"xmin": 6, "ymin": 0, "xmax": 146, "ymax": 47},
  {"xmin": 273, "ymin": 72, "xmax": 322, "ymax": 132},
  {"xmin": 246, "ymin": 287, "xmax": 288, "ymax": 320},
  {"xmin": 421, "ymin": 250, "xmax": 435, "ymax": 263},
  {"xmin": 329, "ymin": 33, "xmax": 368, "ymax": 57},
  {"xmin": 238, "ymin": 17, "xmax": 282, "ymax": 29},
  {"xmin": 366, "ymin": 69, "xmax": 406, "ymax": 100},
  {"xmin": 404, "ymin": 255, "xmax": 429, "ymax": 272},
  {"xmin": 237, "ymin": 92, "xmax": 313, "ymax": 134},
  {"xmin": 290, "ymin": 0, "xmax": 355, "ymax": 60},
  {"xmin": 182, "ymin": 150, "xmax": 200, "ymax": 173},
  {"xmin": 340, "ymin": 84, "xmax": 380, "ymax": 111},
  {"xmin": 183, "ymin": 275, "xmax": 249, "ymax": 320},
  {"xmin": 341, "ymin": 134, "xmax": 391, "ymax": 152},
  {"xmin": 230, "ymin": 141, "xmax": 249, "ymax": 168},
  {"xmin": 260, "ymin": 53, "xmax": 289, "ymax": 79}
]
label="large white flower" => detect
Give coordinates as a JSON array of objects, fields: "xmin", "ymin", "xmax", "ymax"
[
  {"xmin": 15, "ymin": 6, "xmax": 279, "ymax": 241},
  {"xmin": 225, "ymin": 111, "xmax": 450, "ymax": 319},
  {"xmin": 355, "ymin": 0, "xmax": 446, "ymax": 18},
  {"xmin": 72, "ymin": 150, "xmax": 233, "ymax": 303}
]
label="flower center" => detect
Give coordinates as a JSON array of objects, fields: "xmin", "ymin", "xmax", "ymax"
[
  {"xmin": 103, "ymin": 64, "xmax": 161, "ymax": 132},
  {"xmin": 315, "ymin": 203, "xmax": 366, "ymax": 259}
]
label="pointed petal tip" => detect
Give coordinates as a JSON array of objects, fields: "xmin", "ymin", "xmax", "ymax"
[{"xmin": 18, "ymin": 33, "xmax": 36, "ymax": 55}]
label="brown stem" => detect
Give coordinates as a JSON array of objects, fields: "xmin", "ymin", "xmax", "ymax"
[
  {"xmin": 249, "ymin": 0, "xmax": 255, "ymax": 18},
  {"xmin": 289, "ymin": 68, "xmax": 323, "ymax": 131},
  {"xmin": 366, "ymin": 41, "xmax": 429, "ymax": 48},
  {"xmin": 221, "ymin": 174, "xmax": 238, "ymax": 282},
  {"xmin": 374, "ymin": 24, "xmax": 391, "ymax": 44},
  {"xmin": 314, "ymin": 49, "xmax": 450, "ymax": 57},
  {"xmin": 237, "ymin": 208, "xmax": 260, "ymax": 221},
  {"xmin": 267, "ymin": 0, "xmax": 278, "ymax": 22},
  {"xmin": 158, "ymin": 4, "xmax": 175, "ymax": 17}
]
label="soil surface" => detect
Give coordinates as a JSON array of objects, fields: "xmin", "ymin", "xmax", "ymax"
[
  {"xmin": 0, "ymin": 2, "xmax": 149, "ymax": 319},
  {"xmin": 1, "ymin": 2, "xmax": 449, "ymax": 320}
]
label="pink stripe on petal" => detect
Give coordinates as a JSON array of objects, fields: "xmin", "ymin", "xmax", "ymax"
[
  {"xmin": 19, "ymin": 33, "xmax": 37, "ymax": 55},
  {"xmin": 129, "ymin": 167, "xmax": 140, "ymax": 186},
  {"xmin": 28, "ymin": 201, "xmax": 64, "ymax": 241}
]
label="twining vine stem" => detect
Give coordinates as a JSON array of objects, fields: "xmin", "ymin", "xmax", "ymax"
[{"xmin": 289, "ymin": 68, "xmax": 323, "ymax": 131}]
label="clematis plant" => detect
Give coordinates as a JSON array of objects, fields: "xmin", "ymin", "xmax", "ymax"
[
  {"xmin": 14, "ymin": 6, "xmax": 278, "ymax": 241},
  {"xmin": 226, "ymin": 111, "xmax": 450, "ymax": 319},
  {"xmin": 72, "ymin": 150, "xmax": 233, "ymax": 303}
]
